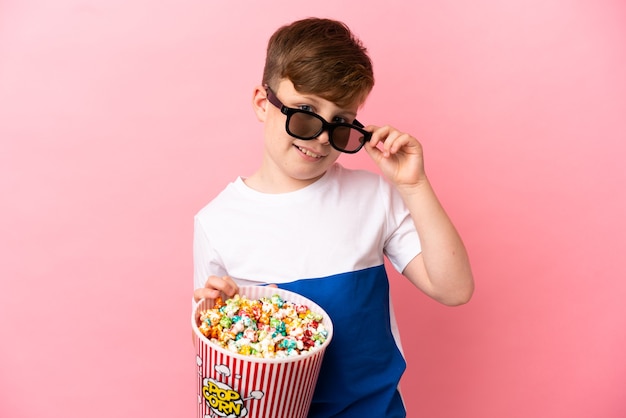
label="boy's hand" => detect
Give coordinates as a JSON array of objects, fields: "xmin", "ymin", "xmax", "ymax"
[
  {"xmin": 192, "ymin": 276, "xmax": 239, "ymax": 346},
  {"xmin": 193, "ymin": 275, "xmax": 239, "ymax": 302},
  {"xmin": 364, "ymin": 125, "xmax": 426, "ymax": 188}
]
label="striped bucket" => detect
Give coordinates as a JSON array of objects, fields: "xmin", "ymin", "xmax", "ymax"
[{"xmin": 192, "ymin": 285, "xmax": 333, "ymax": 418}]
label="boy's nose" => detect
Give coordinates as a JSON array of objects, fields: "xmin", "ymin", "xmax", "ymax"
[{"xmin": 315, "ymin": 129, "xmax": 331, "ymax": 145}]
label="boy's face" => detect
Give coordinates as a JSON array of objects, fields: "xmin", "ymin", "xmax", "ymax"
[{"xmin": 253, "ymin": 79, "xmax": 363, "ymax": 190}]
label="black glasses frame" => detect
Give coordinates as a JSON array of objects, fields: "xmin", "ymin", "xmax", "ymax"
[{"xmin": 264, "ymin": 85, "xmax": 371, "ymax": 154}]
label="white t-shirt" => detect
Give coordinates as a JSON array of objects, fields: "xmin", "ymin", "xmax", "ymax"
[{"xmin": 194, "ymin": 163, "xmax": 420, "ymax": 288}]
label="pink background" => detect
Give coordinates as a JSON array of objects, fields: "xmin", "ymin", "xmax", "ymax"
[{"xmin": 1, "ymin": 1, "xmax": 625, "ymax": 417}]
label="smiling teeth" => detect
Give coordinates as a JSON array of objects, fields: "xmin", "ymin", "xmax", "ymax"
[{"xmin": 298, "ymin": 146, "xmax": 321, "ymax": 158}]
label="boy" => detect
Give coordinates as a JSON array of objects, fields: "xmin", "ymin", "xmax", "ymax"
[{"xmin": 193, "ymin": 17, "xmax": 474, "ymax": 417}]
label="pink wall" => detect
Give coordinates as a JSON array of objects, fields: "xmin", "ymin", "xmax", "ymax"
[{"xmin": 1, "ymin": 1, "xmax": 625, "ymax": 417}]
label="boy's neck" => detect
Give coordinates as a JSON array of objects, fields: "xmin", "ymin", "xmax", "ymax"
[{"xmin": 243, "ymin": 168, "xmax": 327, "ymax": 194}]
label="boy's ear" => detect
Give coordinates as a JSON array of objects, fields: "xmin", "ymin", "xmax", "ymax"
[{"xmin": 252, "ymin": 85, "xmax": 268, "ymax": 122}]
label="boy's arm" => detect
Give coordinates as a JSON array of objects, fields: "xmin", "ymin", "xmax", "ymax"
[
  {"xmin": 397, "ymin": 179, "xmax": 474, "ymax": 305},
  {"xmin": 364, "ymin": 125, "xmax": 474, "ymax": 306}
]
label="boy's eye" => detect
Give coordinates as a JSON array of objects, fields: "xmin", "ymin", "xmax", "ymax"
[{"xmin": 296, "ymin": 105, "xmax": 349, "ymax": 124}]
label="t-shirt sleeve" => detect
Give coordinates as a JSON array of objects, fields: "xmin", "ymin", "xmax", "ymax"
[
  {"xmin": 193, "ymin": 215, "xmax": 228, "ymax": 290},
  {"xmin": 380, "ymin": 177, "xmax": 422, "ymax": 273}
]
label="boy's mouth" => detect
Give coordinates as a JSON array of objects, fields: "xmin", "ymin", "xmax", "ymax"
[{"xmin": 295, "ymin": 145, "xmax": 323, "ymax": 159}]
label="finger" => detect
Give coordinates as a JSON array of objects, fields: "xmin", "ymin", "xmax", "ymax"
[
  {"xmin": 378, "ymin": 130, "xmax": 420, "ymax": 157},
  {"xmin": 385, "ymin": 132, "xmax": 412, "ymax": 155},
  {"xmin": 364, "ymin": 126, "xmax": 390, "ymax": 159},
  {"xmin": 193, "ymin": 287, "xmax": 222, "ymax": 302},
  {"xmin": 196, "ymin": 275, "xmax": 239, "ymax": 302},
  {"xmin": 363, "ymin": 124, "xmax": 384, "ymax": 148},
  {"xmin": 219, "ymin": 276, "xmax": 240, "ymax": 297},
  {"xmin": 206, "ymin": 275, "xmax": 238, "ymax": 294},
  {"xmin": 364, "ymin": 140, "xmax": 384, "ymax": 162},
  {"xmin": 370, "ymin": 125, "xmax": 405, "ymax": 156}
]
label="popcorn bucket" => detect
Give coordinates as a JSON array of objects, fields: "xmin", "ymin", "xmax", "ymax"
[{"xmin": 192, "ymin": 285, "xmax": 334, "ymax": 418}]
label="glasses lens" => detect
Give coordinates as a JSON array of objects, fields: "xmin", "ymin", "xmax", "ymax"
[
  {"xmin": 287, "ymin": 112, "xmax": 323, "ymax": 139},
  {"xmin": 332, "ymin": 126, "xmax": 367, "ymax": 153},
  {"xmin": 286, "ymin": 110, "xmax": 367, "ymax": 153}
]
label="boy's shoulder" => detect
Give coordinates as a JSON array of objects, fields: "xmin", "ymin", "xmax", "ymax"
[{"xmin": 194, "ymin": 177, "xmax": 244, "ymax": 218}]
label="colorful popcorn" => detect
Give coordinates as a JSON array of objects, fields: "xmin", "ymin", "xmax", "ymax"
[{"xmin": 198, "ymin": 293, "xmax": 329, "ymax": 358}]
